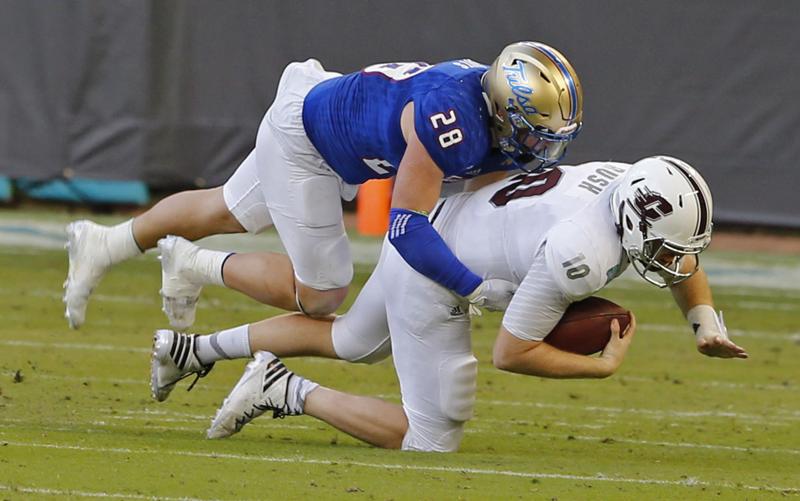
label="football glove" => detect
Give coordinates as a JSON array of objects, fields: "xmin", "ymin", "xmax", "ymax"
[{"xmin": 465, "ymin": 279, "xmax": 518, "ymax": 316}]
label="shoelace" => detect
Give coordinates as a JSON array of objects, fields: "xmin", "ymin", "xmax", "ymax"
[
  {"xmin": 186, "ymin": 364, "xmax": 214, "ymax": 392},
  {"xmin": 233, "ymin": 400, "xmax": 288, "ymax": 432},
  {"xmin": 165, "ymin": 363, "xmax": 214, "ymax": 392},
  {"xmin": 230, "ymin": 359, "xmax": 297, "ymax": 432}
]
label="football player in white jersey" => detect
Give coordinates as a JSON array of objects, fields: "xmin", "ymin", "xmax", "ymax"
[{"xmin": 151, "ymin": 156, "xmax": 747, "ymax": 452}]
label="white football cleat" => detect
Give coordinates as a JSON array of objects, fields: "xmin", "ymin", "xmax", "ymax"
[
  {"xmin": 63, "ymin": 220, "xmax": 113, "ymax": 329},
  {"xmin": 150, "ymin": 329, "xmax": 214, "ymax": 402},
  {"xmin": 207, "ymin": 351, "xmax": 299, "ymax": 439},
  {"xmin": 158, "ymin": 236, "xmax": 204, "ymax": 330}
]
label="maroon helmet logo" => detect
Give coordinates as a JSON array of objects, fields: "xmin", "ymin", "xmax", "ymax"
[{"xmin": 632, "ymin": 187, "xmax": 673, "ymax": 221}]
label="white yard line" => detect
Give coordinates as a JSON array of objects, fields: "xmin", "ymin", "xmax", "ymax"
[
  {"xmin": 0, "ymin": 221, "xmax": 382, "ymax": 265},
  {"xmin": 4, "ymin": 365, "xmax": 795, "ymax": 395},
  {"xmin": 0, "ymin": 416, "xmax": 310, "ymax": 432},
  {"xmin": 0, "ymin": 440, "xmax": 797, "ymax": 494},
  {"xmin": 620, "ymin": 297, "xmax": 800, "ymax": 312},
  {"xmin": 0, "ymin": 287, "xmax": 270, "ymax": 313},
  {"xmin": 626, "ymin": 298, "xmax": 800, "ymax": 312},
  {"xmin": 6, "ymin": 285, "xmax": 800, "ymax": 317},
  {"xmin": 0, "ymin": 371, "xmax": 233, "ymax": 390},
  {"xmin": 112, "ymin": 404, "xmax": 800, "ymax": 429},
  {"xmin": 100, "ymin": 415, "xmax": 312, "ymax": 431},
  {"xmin": 617, "ymin": 374, "xmax": 796, "ymax": 391},
  {"xmin": 637, "ymin": 323, "xmax": 800, "ymax": 341},
  {"xmin": 0, "ymin": 339, "xmax": 150, "ymax": 353},
  {"xmin": 554, "ymin": 433, "xmax": 800, "ymax": 456},
  {"xmin": 3, "ymin": 321, "xmax": 798, "ymax": 361},
  {"xmin": 1, "ymin": 373, "xmax": 151, "ymax": 386},
  {"xmin": 612, "ymin": 281, "xmax": 800, "ymax": 300},
  {"xmin": 478, "ymin": 399, "xmax": 800, "ymax": 421},
  {"xmin": 460, "ymin": 426, "xmax": 800, "ymax": 456},
  {"xmin": 0, "ymin": 483, "xmax": 222, "ymax": 501},
  {"xmin": 608, "ymin": 279, "xmax": 800, "ymax": 298},
  {"xmin": 3, "ymin": 217, "xmax": 800, "ymax": 291},
  {"xmin": 3, "ymin": 370, "xmax": 797, "ymax": 423},
  {"xmin": 2, "ymin": 410, "xmax": 798, "ymax": 457}
]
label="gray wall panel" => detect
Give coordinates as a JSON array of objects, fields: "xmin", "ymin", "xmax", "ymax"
[{"xmin": 0, "ymin": 1, "xmax": 797, "ymax": 226}]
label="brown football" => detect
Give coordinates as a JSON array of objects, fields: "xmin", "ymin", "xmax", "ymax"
[{"xmin": 544, "ymin": 296, "xmax": 631, "ymax": 355}]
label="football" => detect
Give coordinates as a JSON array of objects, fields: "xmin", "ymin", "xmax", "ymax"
[{"xmin": 544, "ymin": 296, "xmax": 631, "ymax": 355}]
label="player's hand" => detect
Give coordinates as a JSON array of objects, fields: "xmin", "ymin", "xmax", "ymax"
[
  {"xmin": 696, "ymin": 334, "xmax": 748, "ymax": 358},
  {"xmin": 695, "ymin": 311, "xmax": 749, "ymax": 359},
  {"xmin": 599, "ymin": 313, "xmax": 636, "ymax": 376},
  {"xmin": 466, "ymin": 279, "xmax": 517, "ymax": 315},
  {"xmin": 696, "ymin": 331, "xmax": 749, "ymax": 359}
]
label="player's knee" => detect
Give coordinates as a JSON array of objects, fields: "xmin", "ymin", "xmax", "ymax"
[
  {"xmin": 331, "ymin": 315, "xmax": 391, "ymax": 364},
  {"xmin": 401, "ymin": 409, "xmax": 466, "ymax": 453},
  {"xmin": 297, "ymin": 286, "xmax": 348, "ymax": 317},
  {"xmin": 399, "ymin": 355, "xmax": 477, "ymax": 453},
  {"xmin": 439, "ymin": 354, "xmax": 478, "ymax": 422},
  {"xmin": 292, "ymin": 232, "xmax": 354, "ymax": 297}
]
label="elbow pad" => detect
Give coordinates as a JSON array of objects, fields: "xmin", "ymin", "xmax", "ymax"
[{"xmin": 388, "ymin": 208, "xmax": 481, "ymax": 296}]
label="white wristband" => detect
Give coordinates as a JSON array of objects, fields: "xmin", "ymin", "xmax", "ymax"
[{"xmin": 686, "ymin": 304, "xmax": 726, "ymax": 338}]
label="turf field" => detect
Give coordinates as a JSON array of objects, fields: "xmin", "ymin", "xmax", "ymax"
[{"xmin": 1, "ymin": 216, "xmax": 799, "ymax": 500}]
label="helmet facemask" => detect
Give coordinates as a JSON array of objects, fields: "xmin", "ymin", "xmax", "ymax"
[
  {"xmin": 612, "ymin": 156, "xmax": 714, "ymax": 289},
  {"xmin": 498, "ymin": 107, "xmax": 581, "ymax": 172},
  {"xmin": 625, "ymin": 232, "xmax": 707, "ymax": 288}
]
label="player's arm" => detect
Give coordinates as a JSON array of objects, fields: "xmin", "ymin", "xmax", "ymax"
[
  {"xmin": 389, "ymin": 102, "xmax": 512, "ymax": 309},
  {"xmin": 669, "ymin": 256, "xmax": 748, "ymax": 359},
  {"xmin": 492, "ymin": 248, "xmax": 636, "ymax": 378},
  {"xmin": 494, "ymin": 318, "xmax": 635, "ymax": 378},
  {"xmin": 393, "ymin": 102, "xmax": 445, "ymax": 213}
]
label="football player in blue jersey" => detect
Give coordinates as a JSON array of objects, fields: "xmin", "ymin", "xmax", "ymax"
[{"xmin": 63, "ymin": 42, "xmax": 583, "ymax": 330}]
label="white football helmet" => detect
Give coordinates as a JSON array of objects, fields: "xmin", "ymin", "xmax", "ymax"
[{"xmin": 611, "ymin": 156, "xmax": 713, "ymax": 288}]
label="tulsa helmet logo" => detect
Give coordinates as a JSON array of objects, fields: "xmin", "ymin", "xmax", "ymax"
[
  {"xmin": 632, "ymin": 187, "xmax": 673, "ymax": 221},
  {"xmin": 502, "ymin": 61, "xmax": 538, "ymax": 115}
]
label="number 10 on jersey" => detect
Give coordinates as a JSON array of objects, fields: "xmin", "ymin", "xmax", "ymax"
[{"xmin": 429, "ymin": 110, "xmax": 463, "ymax": 148}]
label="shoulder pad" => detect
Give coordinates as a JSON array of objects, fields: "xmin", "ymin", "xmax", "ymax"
[{"xmin": 544, "ymin": 221, "xmax": 607, "ymax": 300}]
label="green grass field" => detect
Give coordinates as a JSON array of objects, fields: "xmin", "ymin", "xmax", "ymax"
[{"xmin": 1, "ymin": 225, "xmax": 799, "ymax": 500}]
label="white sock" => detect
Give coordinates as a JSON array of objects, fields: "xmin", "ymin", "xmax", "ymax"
[
  {"xmin": 287, "ymin": 375, "xmax": 319, "ymax": 414},
  {"xmin": 190, "ymin": 247, "xmax": 231, "ymax": 287},
  {"xmin": 194, "ymin": 324, "xmax": 251, "ymax": 364},
  {"xmin": 107, "ymin": 219, "xmax": 142, "ymax": 264}
]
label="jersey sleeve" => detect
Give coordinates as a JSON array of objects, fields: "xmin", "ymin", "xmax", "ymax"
[
  {"xmin": 413, "ymin": 83, "xmax": 491, "ymax": 178},
  {"xmin": 543, "ymin": 221, "xmax": 608, "ymax": 301},
  {"xmin": 502, "ymin": 245, "xmax": 571, "ymax": 341}
]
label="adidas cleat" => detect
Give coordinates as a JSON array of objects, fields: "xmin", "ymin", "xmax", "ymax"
[
  {"xmin": 207, "ymin": 351, "xmax": 299, "ymax": 439},
  {"xmin": 63, "ymin": 220, "xmax": 113, "ymax": 329},
  {"xmin": 158, "ymin": 236, "xmax": 204, "ymax": 330},
  {"xmin": 150, "ymin": 329, "xmax": 214, "ymax": 402}
]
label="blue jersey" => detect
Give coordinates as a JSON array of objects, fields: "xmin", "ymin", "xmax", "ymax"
[{"xmin": 302, "ymin": 60, "xmax": 510, "ymax": 185}]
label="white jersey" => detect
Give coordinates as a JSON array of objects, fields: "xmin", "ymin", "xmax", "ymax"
[
  {"xmin": 432, "ymin": 161, "xmax": 631, "ymax": 340},
  {"xmin": 331, "ymin": 161, "xmax": 635, "ymax": 450}
]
